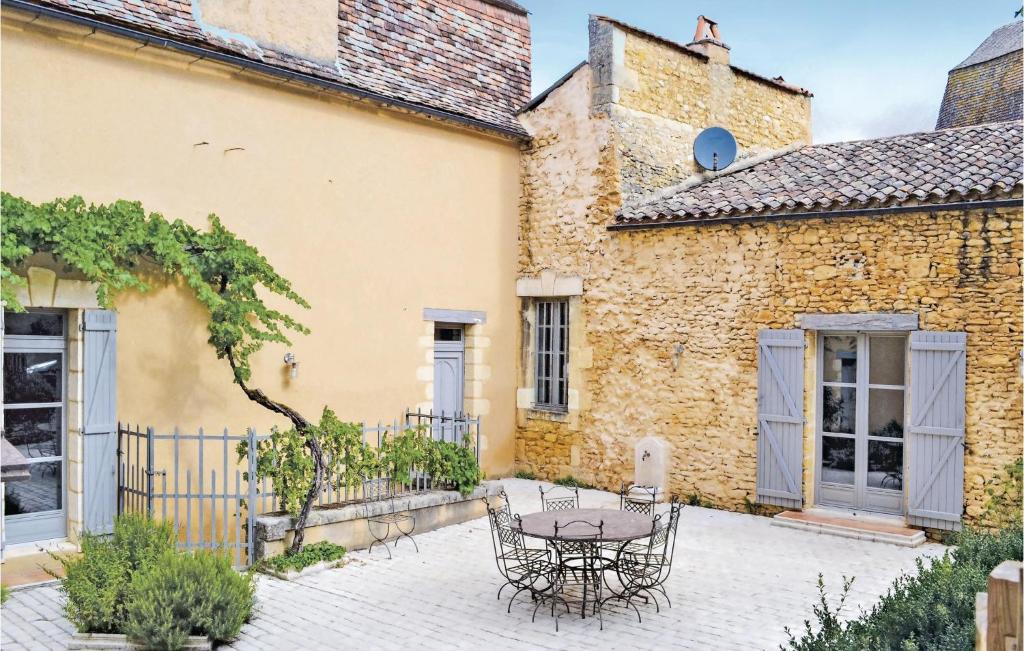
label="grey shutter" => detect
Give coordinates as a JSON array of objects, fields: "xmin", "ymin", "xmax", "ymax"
[
  {"xmin": 908, "ymin": 331, "xmax": 966, "ymax": 530},
  {"xmin": 756, "ymin": 329, "xmax": 805, "ymax": 508},
  {"xmin": 83, "ymin": 310, "xmax": 118, "ymax": 535}
]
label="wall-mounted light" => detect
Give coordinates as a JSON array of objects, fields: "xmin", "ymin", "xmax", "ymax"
[{"xmin": 284, "ymin": 352, "xmax": 298, "ymax": 379}]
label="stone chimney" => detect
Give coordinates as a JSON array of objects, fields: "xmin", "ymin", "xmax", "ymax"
[{"xmin": 687, "ymin": 15, "xmax": 730, "ymax": 65}]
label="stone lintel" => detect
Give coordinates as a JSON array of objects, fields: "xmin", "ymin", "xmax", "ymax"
[
  {"xmin": 422, "ymin": 308, "xmax": 487, "ymax": 325},
  {"xmin": 797, "ymin": 313, "xmax": 918, "ymax": 331},
  {"xmin": 516, "ymin": 270, "xmax": 583, "ymax": 297}
]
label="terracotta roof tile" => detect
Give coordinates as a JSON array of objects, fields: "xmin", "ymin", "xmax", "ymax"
[
  {"xmin": 23, "ymin": 0, "xmax": 530, "ymax": 136},
  {"xmin": 617, "ymin": 121, "xmax": 1023, "ymax": 225}
]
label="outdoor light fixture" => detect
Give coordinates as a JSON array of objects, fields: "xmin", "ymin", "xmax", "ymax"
[{"xmin": 283, "ymin": 352, "xmax": 298, "ymax": 379}]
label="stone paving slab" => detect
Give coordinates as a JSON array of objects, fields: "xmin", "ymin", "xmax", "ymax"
[{"xmin": 1, "ymin": 479, "xmax": 943, "ymax": 650}]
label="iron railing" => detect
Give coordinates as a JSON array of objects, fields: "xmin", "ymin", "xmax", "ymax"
[{"xmin": 117, "ymin": 410, "xmax": 481, "ymax": 566}]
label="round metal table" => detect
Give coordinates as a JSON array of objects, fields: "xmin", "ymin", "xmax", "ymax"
[
  {"xmin": 511, "ymin": 508, "xmax": 655, "ymax": 625},
  {"xmin": 512, "ymin": 508, "xmax": 654, "ymax": 542}
]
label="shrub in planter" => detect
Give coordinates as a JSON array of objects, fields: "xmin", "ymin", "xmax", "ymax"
[
  {"xmin": 55, "ymin": 514, "xmax": 175, "ymax": 633},
  {"xmin": 264, "ymin": 540, "xmax": 346, "ymax": 574},
  {"xmin": 124, "ymin": 551, "xmax": 255, "ymax": 649}
]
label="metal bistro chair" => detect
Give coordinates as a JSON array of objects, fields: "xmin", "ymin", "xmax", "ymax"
[
  {"xmin": 535, "ymin": 518, "xmax": 606, "ymax": 631},
  {"xmin": 539, "ymin": 484, "xmax": 580, "ymax": 512},
  {"xmin": 609, "ymin": 497, "xmax": 682, "ymax": 621},
  {"xmin": 619, "ymin": 482, "xmax": 659, "ymax": 516},
  {"xmin": 484, "ymin": 493, "xmax": 557, "ymax": 613},
  {"xmin": 363, "ymin": 477, "xmax": 418, "ymax": 559}
]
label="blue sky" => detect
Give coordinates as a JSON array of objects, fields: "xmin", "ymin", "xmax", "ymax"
[{"xmin": 517, "ymin": 1, "xmax": 1020, "ymax": 143}]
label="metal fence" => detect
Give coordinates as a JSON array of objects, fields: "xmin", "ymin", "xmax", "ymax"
[{"xmin": 117, "ymin": 410, "xmax": 481, "ymax": 566}]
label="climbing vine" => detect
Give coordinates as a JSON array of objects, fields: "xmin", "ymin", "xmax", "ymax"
[
  {"xmin": 1, "ymin": 192, "xmax": 324, "ymax": 551},
  {"xmin": 2, "ymin": 193, "xmax": 482, "ymax": 552}
]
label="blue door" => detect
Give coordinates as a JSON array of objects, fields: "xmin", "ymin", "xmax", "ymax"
[{"xmin": 432, "ymin": 325, "xmax": 464, "ymax": 442}]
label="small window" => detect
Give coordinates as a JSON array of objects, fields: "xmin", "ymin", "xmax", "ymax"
[
  {"xmin": 434, "ymin": 326, "xmax": 463, "ymax": 342},
  {"xmin": 4, "ymin": 311, "xmax": 65, "ymax": 337},
  {"xmin": 535, "ymin": 300, "xmax": 569, "ymax": 410}
]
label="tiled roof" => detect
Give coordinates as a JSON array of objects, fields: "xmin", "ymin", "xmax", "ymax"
[
  {"xmin": 953, "ymin": 20, "xmax": 1022, "ymax": 70},
  {"xmin": 616, "ymin": 121, "xmax": 1023, "ymax": 225},
  {"xmin": 15, "ymin": 0, "xmax": 531, "ymax": 136}
]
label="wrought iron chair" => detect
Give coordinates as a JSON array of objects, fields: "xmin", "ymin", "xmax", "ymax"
[
  {"xmin": 608, "ymin": 497, "xmax": 682, "ymax": 621},
  {"xmin": 619, "ymin": 482, "xmax": 658, "ymax": 515},
  {"xmin": 539, "ymin": 484, "xmax": 580, "ymax": 511},
  {"xmin": 483, "ymin": 492, "xmax": 557, "ymax": 613},
  {"xmin": 363, "ymin": 477, "xmax": 417, "ymax": 559},
  {"xmin": 534, "ymin": 518, "xmax": 606, "ymax": 631}
]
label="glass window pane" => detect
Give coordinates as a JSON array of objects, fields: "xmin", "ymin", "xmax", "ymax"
[
  {"xmin": 4, "ymin": 353, "xmax": 62, "ymax": 404},
  {"xmin": 869, "ymin": 337, "xmax": 905, "ymax": 386},
  {"xmin": 3, "ymin": 462, "xmax": 62, "ymax": 514},
  {"xmin": 821, "ymin": 436, "xmax": 855, "ymax": 485},
  {"xmin": 869, "ymin": 388, "xmax": 904, "ymax": 438},
  {"xmin": 4, "ymin": 312, "xmax": 64, "ymax": 337},
  {"xmin": 3, "ymin": 407, "xmax": 62, "ymax": 458},
  {"xmin": 868, "ymin": 441, "xmax": 903, "ymax": 490},
  {"xmin": 823, "ymin": 335, "xmax": 857, "ymax": 383},
  {"xmin": 434, "ymin": 327, "xmax": 462, "ymax": 342},
  {"xmin": 822, "ymin": 386, "xmax": 856, "ymax": 434}
]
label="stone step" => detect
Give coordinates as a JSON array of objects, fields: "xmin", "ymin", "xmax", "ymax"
[{"xmin": 771, "ymin": 509, "xmax": 927, "ymax": 547}]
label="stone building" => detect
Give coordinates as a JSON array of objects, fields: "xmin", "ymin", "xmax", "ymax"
[
  {"xmin": 936, "ymin": 20, "xmax": 1022, "ymax": 129},
  {"xmin": 516, "ymin": 15, "xmax": 1023, "ymax": 533}
]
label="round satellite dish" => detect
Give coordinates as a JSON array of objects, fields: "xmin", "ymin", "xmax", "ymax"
[{"xmin": 693, "ymin": 126, "xmax": 737, "ymax": 172}]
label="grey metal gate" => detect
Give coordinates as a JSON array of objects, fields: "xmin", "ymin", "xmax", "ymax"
[{"xmin": 117, "ymin": 410, "xmax": 481, "ymax": 566}]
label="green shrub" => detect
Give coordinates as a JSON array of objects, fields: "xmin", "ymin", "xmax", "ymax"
[
  {"xmin": 514, "ymin": 470, "xmax": 537, "ymax": 480},
  {"xmin": 553, "ymin": 476, "xmax": 596, "ymax": 490},
  {"xmin": 54, "ymin": 515, "xmax": 175, "ymax": 633},
  {"xmin": 264, "ymin": 541, "xmax": 346, "ymax": 574},
  {"xmin": 1, "ymin": 584, "xmax": 10, "ymax": 605},
  {"xmin": 783, "ymin": 526, "xmax": 1023, "ymax": 650},
  {"xmin": 124, "ymin": 551, "xmax": 255, "ymax": 649}
]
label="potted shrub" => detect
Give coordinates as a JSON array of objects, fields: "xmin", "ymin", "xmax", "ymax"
[{"xmin": 53, "ymin": 515, "xmax": 255, "ymax": 650}]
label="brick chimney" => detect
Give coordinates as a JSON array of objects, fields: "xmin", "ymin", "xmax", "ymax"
[{"xmin": 687, "ymin": 15, "xmax": 730, "ymax": 65}]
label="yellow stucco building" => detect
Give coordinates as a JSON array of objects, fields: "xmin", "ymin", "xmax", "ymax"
[{"xmin": 1, "ymin": 0, "xmax": 529, "ymax": 550}]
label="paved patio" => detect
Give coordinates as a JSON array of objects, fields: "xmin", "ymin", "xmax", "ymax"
[{"xmin": 2, "ymin": 479, "xmax": 942, "ymax": 650}]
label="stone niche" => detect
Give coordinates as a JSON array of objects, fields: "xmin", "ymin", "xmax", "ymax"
[{"xmin": 634, "ymin": 436, "xmax": 669, "ymax": 499}]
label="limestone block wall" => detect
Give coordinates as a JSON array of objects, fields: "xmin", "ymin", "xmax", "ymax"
[
  {"xmin": 516, "ymin": 198, "xmax": 1023, "ymax": 523},
  {"xmin": 589, "ymin": 18, "xmax": 812, "ymax": 195}
]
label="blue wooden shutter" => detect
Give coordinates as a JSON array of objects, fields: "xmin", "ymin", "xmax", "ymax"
[
  {"xmin": 908, "ymin": 331, "xmax": 966, "ymax": 530},
  {"xmin": 83, "ymin": 310, "xmax": 118, "ymax": 535},
  {"xmin": 756, "ymin": 329, "xmax": 805, "ymax": 508}
]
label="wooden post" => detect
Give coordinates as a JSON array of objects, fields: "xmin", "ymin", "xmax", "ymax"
[{"xmin": 985, "ymin": 560, "xmax": 1023, "ymax": 651}]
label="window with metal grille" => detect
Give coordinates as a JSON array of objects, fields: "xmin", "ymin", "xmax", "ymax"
[{"xmin": 535, "ymin": 300, "xmax": 569, "ymax": 410}]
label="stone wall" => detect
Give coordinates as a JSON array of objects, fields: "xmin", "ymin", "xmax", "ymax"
[
  {"xmin": 588, "ymin": 18, "xmax": 812, "ymax": 195},
  {"xmin": 515, "ymin": 19, "xmax": 1023, "ymax": 525},
  {"xmin": 518, "ymin": 190, "xmax": 1022, "ymax": 522}
]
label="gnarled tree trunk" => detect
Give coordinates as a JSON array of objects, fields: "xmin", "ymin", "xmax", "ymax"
[{"xmin": 227, "ymin": 350, "xmax": 323, "ymax": 554}]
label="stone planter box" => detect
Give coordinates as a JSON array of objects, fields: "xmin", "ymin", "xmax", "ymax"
[
  {"xmin": 261, "ymin": 557, "xmax": 347, "ymax": 581},
  {"xmin": 69, "ymin": 633, "xmax": 211, "ymax": 650},
  {"xmin": 254, "ymin": 481, "xmax": 504, "ymax": 561}
]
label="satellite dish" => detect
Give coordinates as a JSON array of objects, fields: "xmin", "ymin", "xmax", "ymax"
[{"xmin": 693, "ymin": 126, "xmax": 737, "ymax": 172}]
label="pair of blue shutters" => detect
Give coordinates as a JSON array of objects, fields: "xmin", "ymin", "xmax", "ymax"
[
  {"xmin": 756, "ymin": 329, "xmax": 966, "ymax": 530},
  {"xmin": 83, "ymin": 310, "xmax": 117, "ymax": 535}
]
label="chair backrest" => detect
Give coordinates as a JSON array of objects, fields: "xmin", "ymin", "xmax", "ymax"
[
  {"xmin": 551, "ymin": 518, "xmax": 604, "ymax": 561},
  {"xmin": 539, "ymin": 485, "xmax": 580, "ymax": 512},
  {"xmin": 620, "ymin": 483, "xmax": 658, "ymax": 515},
  {"xmin": 363, "ymin": 476, "xmax": 394, "ymax": 501},
  {"xmin": 647, "ymin": 497, "xmax": 683, "ymax": 578}
]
